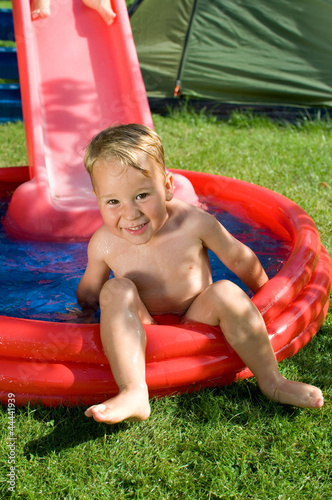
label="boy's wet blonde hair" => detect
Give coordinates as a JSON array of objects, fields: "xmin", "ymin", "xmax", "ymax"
[{"xmin": 84, "ymin": 123, "xmax": 166, "ymax": 181}]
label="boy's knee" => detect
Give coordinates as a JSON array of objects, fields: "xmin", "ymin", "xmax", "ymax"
[
  {"xmin": 210, "ymin": 280, "xmax": 253, "ymax": 315},
  {"xmin": 215, "ymin": 280, "xmax": 263, "ymax": 324},
  {"xmin": 100, "ymin": 278, "xmax": 137, "ymax": 307},
  {"xmin": 210, "ymin": 280, "xmax": 241, "ymax": 303}
]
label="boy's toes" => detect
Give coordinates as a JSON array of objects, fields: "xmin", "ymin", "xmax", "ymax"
[
  {"xmin": 310, "ymin": 394, "xmax": 324, "ymax": 408},
  {"xmin": 105, "ymin": 12, "xmax": 116, "ymax": 25},
  {"xmin": 31, "ymin": 9, "xmax": 49, "ymax": 20},
  {"xmin": 84, "ymin": 404, "xmax": 106, "ymax": 418}
]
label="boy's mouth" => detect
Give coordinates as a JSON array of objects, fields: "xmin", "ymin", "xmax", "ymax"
[{"xmin": 122, "ymin": 222, "xmax": 149, "ymax": 234}]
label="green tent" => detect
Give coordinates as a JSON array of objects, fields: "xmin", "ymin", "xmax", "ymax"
[{"xmin": 130, "ymin": 0, "xmax": 332, "ymax": 109}]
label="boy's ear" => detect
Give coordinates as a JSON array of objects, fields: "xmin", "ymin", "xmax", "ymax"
[{"xmin": 165, "ymin": 172, "xmax": 174, "ymax": 201}]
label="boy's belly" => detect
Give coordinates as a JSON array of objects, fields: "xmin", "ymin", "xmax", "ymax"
[
  {"xmin": 139, "ymin": 277, "xmax": 212, "ymax": 316},
  {"xmin": 120, "ymin": 248, "xmax": 213, "ymax": 315}
]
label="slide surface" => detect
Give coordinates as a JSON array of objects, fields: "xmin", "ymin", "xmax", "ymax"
[{"xmin": 8, "ymin": 0, "xmax": 153, "ymax": 240}]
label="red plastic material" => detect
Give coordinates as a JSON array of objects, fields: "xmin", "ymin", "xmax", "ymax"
[{"xmin": 0, "ymin": 168, "xmax": 331, "ymax": 406}]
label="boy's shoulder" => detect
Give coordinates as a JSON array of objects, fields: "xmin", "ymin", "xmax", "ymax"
[
  {"xmin": 170, "ymin": 197, "xmax": 205, "ymax": 216},
  {"xmin": 89, "ymin": 224, "xmax": 109, "ymax": 244},
  {"xmin": 88, "ymin": 224, "xmax": 115, "ymax": 259},
  {"xmin": 171, "ymin": 198, "xmax": 214, "ymax": 220},
  {"xmin": 169, "ymin": 198, "xmax": 217, "ymax": 233}
]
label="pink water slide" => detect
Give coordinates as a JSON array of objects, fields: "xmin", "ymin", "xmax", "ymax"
[{"xmin": 7, "ymin": 0, "xmax": 154, "ymax": 240}]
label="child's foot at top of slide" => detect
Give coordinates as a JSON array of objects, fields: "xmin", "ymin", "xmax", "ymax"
[
  {"xmin": 31, "ymin": 0, "xmax": 116, "ymax": 25},
  {"xmin": 85, "ymin": 386, "xmax": 151, "ymax": 425},
  {"xmin": 82, "ymin": 0, "xmax": 116, "ymax": 25},
  {"xmin": 31, "ymin": 0, "xmax": 51, "ymax": 21}
]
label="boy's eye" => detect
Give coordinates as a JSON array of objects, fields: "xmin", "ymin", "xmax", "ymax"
[
  {"xmin": 137, "ymin": 193, "xmax": 149, "ymax": 200},
  {"xmin": 107, "ymin": 199, "xmax": 119, "ymax": 205}
]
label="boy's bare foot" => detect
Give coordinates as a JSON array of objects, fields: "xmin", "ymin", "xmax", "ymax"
[
  {"xmin": 82, "ymin": 0, "xmax": 116, "ymax": 25},
  {"xmin": 85, "ymin": 386, "xmax": 150, "ymax": 424},
  {"xmin": 31, "ymin": 0, "xmax": 51, "ymax": 20},
  {"xmin": 260, "ymin": 376, "xmax": 324, "ymax": 408}
]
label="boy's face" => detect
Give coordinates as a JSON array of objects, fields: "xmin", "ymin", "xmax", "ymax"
[{"xmin": 92, "ymin": 155, "xmax": 174, "ymax": 245}]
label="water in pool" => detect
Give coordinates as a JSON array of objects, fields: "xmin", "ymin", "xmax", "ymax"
[{"xmin": 0, "ymin": 195, "xmax": 291, "ymax": 323}]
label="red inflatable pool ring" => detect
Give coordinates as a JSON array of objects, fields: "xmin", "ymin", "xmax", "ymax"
[{"xmin": 0, "ymin": 167, "xmax": 331, "ymax": 406}]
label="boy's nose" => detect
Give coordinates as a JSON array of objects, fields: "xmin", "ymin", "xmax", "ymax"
[{"xmin": 122, "ymin": 202, "xmax": 140, "ymax": 220}]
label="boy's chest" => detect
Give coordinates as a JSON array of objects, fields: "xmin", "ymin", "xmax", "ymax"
[{"xmin": 106, "ymin": 233, "xmax": 206, "ymax": 287}]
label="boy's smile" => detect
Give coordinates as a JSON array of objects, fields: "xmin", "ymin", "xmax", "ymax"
[
  {"xmin": 122, "ymin": 221, "xmax": 149, "ymax": 235},
  {"xmin": 92, "ymin": 156, "xmax": 174, "ymax": 244}
]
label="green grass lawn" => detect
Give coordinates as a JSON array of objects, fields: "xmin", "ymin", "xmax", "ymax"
[
  {"xmin": 0, "ymin": 2, "xmax": 12, "ymax": 9},
  {"xmin": 0, "ymin": 111, "xmax": 331, "ymax": 499}
]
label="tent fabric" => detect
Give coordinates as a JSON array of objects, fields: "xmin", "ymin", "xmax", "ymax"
[
  {"xmin": 130, "ymin": 0, "xmax": 332, "ymax": 107},
  {"xmin": 129, "ymin": 0, "xmax": 194, "ymax": 98}
]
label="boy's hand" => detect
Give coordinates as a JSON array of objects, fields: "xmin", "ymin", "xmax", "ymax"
[{"xmin": 66, "ymin": 306, "xmax": 98, "ymax": 323}]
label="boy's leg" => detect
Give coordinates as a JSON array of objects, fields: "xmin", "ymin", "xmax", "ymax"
[
  {"xmin": 85, "ymin": 278, "xmax": 152, "ymax": 424},
  {"xmin": 82, "ymin": 0, "xmax": 116, "ymax": 25},
  {"xmin": 184, "ymin": 280, "xmax": 324, "ymax": 409}
]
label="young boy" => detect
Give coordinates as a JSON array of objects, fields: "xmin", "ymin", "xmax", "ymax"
[
  {"xmin": 31, "ymin": 0, "xmax": 116, "ymax": 25},
  {"xmin": 77, "ymin": 124, "xmax": 324, "ymax": 425}
]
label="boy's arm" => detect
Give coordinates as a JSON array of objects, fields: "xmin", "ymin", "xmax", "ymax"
[
  {"xmin": 200, "ymin": 212, "xmax": 268, "ymax": 293},
  {"xmin": 76, "ymin": 231, "xmax": 111, "ymax": 311}
]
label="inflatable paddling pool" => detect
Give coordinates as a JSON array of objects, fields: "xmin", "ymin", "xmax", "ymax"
[{"xmin": 0, "ymin": 167, "xmax": 331, "ymax": 406}]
